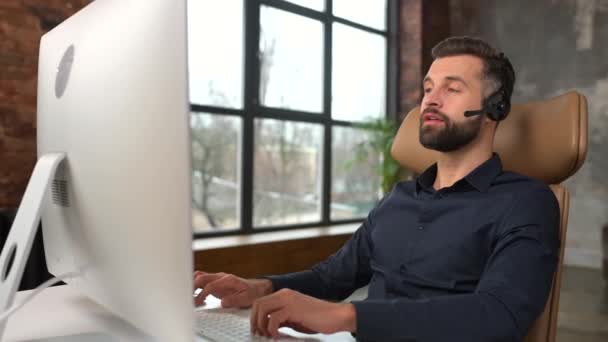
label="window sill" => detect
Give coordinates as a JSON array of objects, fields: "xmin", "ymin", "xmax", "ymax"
[{"xmin": 192, "ymin": 222, "xmax": 360, "ymax": 251}]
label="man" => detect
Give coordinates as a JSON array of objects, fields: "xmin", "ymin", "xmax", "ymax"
[{"xmin": 193, "ymin": 36, "xmax": 559, "ymax": 341}]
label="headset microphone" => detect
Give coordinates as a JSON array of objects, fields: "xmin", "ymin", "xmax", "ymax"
[{"xmin": 464, "ymin": 109, "xmax": 485, "ymax": 117}]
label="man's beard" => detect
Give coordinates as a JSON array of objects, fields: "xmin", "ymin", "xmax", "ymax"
[{"xmin": 419, "ymin": 109, "xmax": 483, "ymax": 152}]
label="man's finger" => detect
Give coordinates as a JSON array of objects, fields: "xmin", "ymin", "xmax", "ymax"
[
  {"xmin": 192, "ymin": 271, "xmax": 205, "ymax": 288},
  {"xmin": 195, "ymin": 281, "xmax": 230, "ymax": 306},
  {"xmin": 254, "ymin": 295, "xmax": 285, "ymax": 337},
  {"xmin": 250, "ymin": 299, "xmax": 261, "ymax": 335},
  {"xmin": 200, "ymin": 275, "xmax": 242, "ymax": 300},
  {"xmin": 194, "ymin": 291, "xmax": 206, "ymax": 306},
  {"xmin": 194, "ymin": 272, "xmax": 225, "ymax": 291},
  {"xmin": 221, "ymin": 291, "xmax": 250, "ymax": 308},
  {"xmin": 256, "ymin": 302, "xmax": 272, "ymax": 337},
  {"xmin": 267, "ymin": 309, "xmax": 289, "ymax": 338}
]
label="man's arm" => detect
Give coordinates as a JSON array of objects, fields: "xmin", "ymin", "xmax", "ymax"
[
  {"xmin": 352, "ymin": 186, "xmax": 560, "ymax": 341},
  {"xmin": 194, "ymin": 203, "xmax": 377, "ymax": 308},
  {"xmin": 266, "ymin": 210, "xmax": 376, "ymax": 301}
]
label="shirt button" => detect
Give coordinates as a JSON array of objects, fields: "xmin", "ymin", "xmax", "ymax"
[{"xmin": 417, "ymin": 226, "xmax": 424, "ymax": 230}]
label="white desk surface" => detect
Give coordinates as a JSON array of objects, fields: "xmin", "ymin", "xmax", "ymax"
[
  {"xmin": 4, "ymin": 285, "xmax": 356, "ymax": 342},
  {"xmin": 5, "ymin": 285, "xmax": 149, "ymax": 342}
]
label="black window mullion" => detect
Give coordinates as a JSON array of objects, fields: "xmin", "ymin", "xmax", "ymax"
[
  {"xmin": 260, "ymin": 0, "xmax": 326, "ymax": 21},
  {"xmin": 321, "ymin": 0, "xmax": 333, "ymax": 224},
  {"xmin": 331, "ymin": 16, "xmax": 387, "ymax": 36},
  {"xmin": 386, "ymin": 0, "xmax": 399, "ymax": 122},
  {"xmin": 240, "ymin": 0, "xmax": 261, "ymax": 233},
  {"xmin": 190, "ymin": 104, "xmax": 244, "ymax": 117},
  {"xmin": 257, "ymin": 107, "xmax": 326, "ymax": 124}
]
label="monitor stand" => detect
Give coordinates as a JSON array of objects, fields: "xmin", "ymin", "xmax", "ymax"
[{"xmin": 0, "ymin": 153, "xmax": 66, "ymax": 338}]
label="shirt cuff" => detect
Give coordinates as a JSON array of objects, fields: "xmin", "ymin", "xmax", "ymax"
[
  {"xmin": 263, "ymin": 270, "xmax": 319, "ymax": 293},
  {"xmin": 351, "ymin": 299, "xmax": 412, "ymax": 341}
]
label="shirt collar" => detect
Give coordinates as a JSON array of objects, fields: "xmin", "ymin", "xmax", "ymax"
[
  {"xmin": 415, "ymin": 153, "xmax": 503, "ymax": 194},
  {"xmin": 415, "ymin": 163, "xmax": 438, "ymax": 194}
]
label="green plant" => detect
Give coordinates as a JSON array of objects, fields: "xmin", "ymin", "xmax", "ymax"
[{"xmin": 350, "ymin": 118, "xmax": 402, "ymax": 194}]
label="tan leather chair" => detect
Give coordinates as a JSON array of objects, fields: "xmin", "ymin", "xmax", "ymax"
[{"xmin": 390, "ymin": 91, "xmax": 588, "ymax": 342}]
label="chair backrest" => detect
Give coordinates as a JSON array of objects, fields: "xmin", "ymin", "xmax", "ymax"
[{"xmin": 390, "ymin": 91, "xmax": 588, "ymax": 341}]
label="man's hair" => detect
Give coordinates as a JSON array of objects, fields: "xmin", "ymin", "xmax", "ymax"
[{"xmin": 431, "ymin": 36, "xmax": 515, "ymax": 103}]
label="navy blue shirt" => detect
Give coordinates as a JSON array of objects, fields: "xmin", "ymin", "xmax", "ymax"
[{"xmin": 268, "ymin": 154, "xmax": 560, "ymax": 341}]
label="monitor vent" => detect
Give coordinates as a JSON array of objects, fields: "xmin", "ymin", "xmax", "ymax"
[{"xmin": 51, "ymin": 179, "xmax": 70, "ymax": 207}]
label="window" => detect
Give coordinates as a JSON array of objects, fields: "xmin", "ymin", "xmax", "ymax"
[
  {"xmin": 188, "ymin": 0, "xmax": 395, "ymax": 235},
  {"xmin": 259, "ymin": 6, "xmax": 324, "ymax": 112},
  {"xmin": 253, "ymin": 119, "xmax": 323, "ymax": 227},
  {"xmin": 188, "ymin": 0, "xmax": 244, "ymax": 109}
]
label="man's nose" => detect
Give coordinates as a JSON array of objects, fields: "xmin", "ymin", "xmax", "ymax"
[{"xmin": 422, "ymin": 89, "xmax": 442, "ymax": 108}]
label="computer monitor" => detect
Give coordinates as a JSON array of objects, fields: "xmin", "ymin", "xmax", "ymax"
[{"xmin": 35, "ymin": 0, "xmax": 193, "ymax": 340}]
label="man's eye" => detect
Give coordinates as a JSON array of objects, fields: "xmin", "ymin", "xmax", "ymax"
[
  {"xmin": 448, "ymin": 88, "xmax": 461, "ymax": 93},
  {"xmin": 424, "ymin": 88, "xmax": 432, "ymax": 93}
]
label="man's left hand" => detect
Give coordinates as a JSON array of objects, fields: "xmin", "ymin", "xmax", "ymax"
[{"xmin": 250, "ymin": 288, "xmax": 356, "ymax": 338}]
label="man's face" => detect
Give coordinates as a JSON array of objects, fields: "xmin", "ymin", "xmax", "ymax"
[{"xmin": 419, "ymin": 55, "xmax": 486, "ymax": 152}]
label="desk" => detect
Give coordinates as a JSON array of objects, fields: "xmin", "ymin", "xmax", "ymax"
[{"xmin": 4, "ymin": 286, "xmax": 356, "ymax": 341}]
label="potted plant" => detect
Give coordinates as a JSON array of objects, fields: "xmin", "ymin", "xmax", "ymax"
[{"xmin": 350, "ymin": 118, "xmax": 405, "ymax": 194}]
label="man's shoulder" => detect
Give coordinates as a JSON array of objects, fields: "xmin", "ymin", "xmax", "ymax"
[
  {"xmin": 493, "ymin": 170, "xmax": 554, "ymax": 197},
  {"xmin": 367, "ymin": 180, "xmax": 416, "ymax": 215},
  {"xmin": 493, "ymin": 171, "xmax": 560, "ymax": 223},
  {"xmin": 395, "ymin": 179, "xmax": 417, "ymax": 191},
  {"xmin": 381, "ymin": 179, "xmax": 417, "ymax": 199}
]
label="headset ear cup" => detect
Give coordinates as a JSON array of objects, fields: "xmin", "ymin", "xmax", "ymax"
[
  {"xmin": 491, "ymin": 102, "xmax": 506, "ymax": 121},
  {"xmin": 498, "ymin": 101, "xmax": 510, "ymax": 121},
  {"xmin": 484, "ymin": 91, "xmax": 509, "ymax": 121},
  {"xmin": 495, "ymin": 96, "xmax": 510, "ymax": 121}
]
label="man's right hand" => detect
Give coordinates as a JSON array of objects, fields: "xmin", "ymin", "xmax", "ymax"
[{"xmin": 193, "ymin": 271, "xmax": 274, "ymax": 308}]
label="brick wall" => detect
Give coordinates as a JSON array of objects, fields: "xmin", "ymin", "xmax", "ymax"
[
  {"xmin": 398, "ymin": 0, "xmax": 423, "ymax": 116},
  {"xmin": 398, "ymin": 0, "xmax": 452, "ymax": 117},
  {"xmin": 0, "ymin": 0, "xmax": 91, "ymax": 208}
]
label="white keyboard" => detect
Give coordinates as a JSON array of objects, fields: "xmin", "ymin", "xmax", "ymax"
[{"xmin": 194, "ymin": 309, "xmax": 296, "ymax": 342}]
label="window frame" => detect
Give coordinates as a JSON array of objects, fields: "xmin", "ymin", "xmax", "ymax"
[{"xmin": 190, "ymin": 0, "xmax": 399, "ymax": 238}]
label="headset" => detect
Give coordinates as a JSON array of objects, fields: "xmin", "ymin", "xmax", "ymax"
[
  {"xmin": 463, "ymin": 53, "xmax": 513, "ymax": 122},
  {"xmin": 464, "ymin": 87, "xmax": 510, "ymax": 121}
]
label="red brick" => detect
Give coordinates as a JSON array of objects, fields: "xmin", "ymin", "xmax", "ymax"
[
  {"xmin": 0, "ymin": 0, "xmax": 25, "ymax": 10},
  {"xmin": 0, "ymin": 0, "xmax": 92, "ymax": 208},
  {"xmin": 0, "ymin": 8, "xmax": 39, "ymax": 30},
  {"xmin": 399, "ymin": 0, "xmax": 423, "ymax": 115}
]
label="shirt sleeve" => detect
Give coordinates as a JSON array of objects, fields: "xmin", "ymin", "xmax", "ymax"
[
  {"xmin": 266, "ymin": 208, "xmax": 376, "ymax": 301},
  {"xmin": 352, "ymin": 185, "xmax": 561, "ymax": 342}
]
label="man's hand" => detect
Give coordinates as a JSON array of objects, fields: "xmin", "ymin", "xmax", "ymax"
[
  {"xmin": 250, "ymin": 288, "xmax": 356, "ymax": 338},
  {"xmin": 193, "ymin": 271, "xmax": 273, "ymax": 308}
]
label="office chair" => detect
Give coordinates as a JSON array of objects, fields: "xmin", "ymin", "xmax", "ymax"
[{"xmin": 390, "ymin": 91, "xmax": 588, "ymax": 342}]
